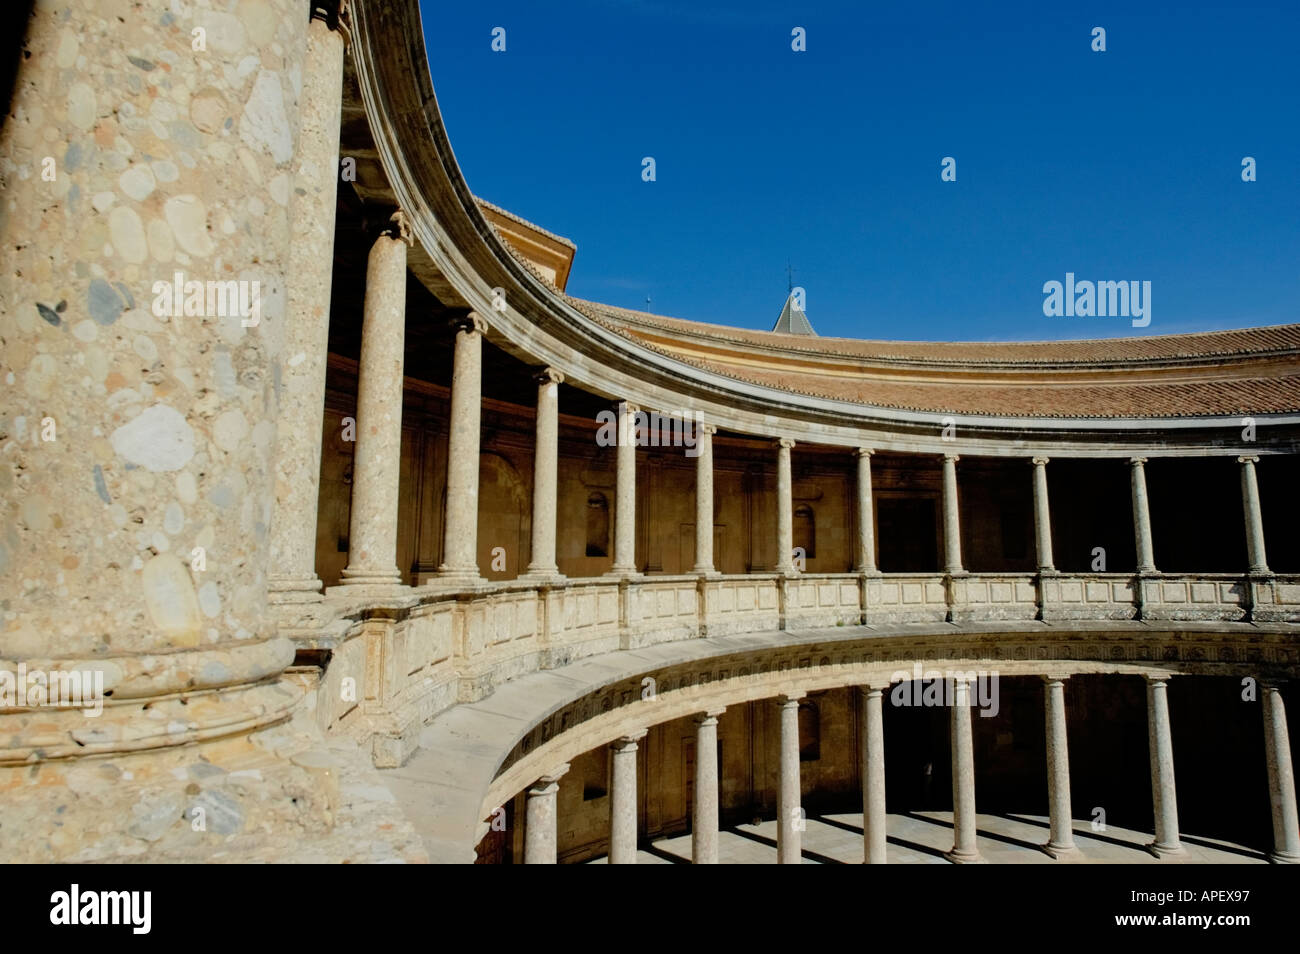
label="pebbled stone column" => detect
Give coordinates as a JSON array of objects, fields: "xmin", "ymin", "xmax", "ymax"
[
  {"xmin": 693, "ymin": 709, "xmax": 725, "ymax": 864},
  {"xmin": 1145, "ymin": 674, "xmax": 1184, "ymax": 857},
  {"xmin": 339, "ymin": 214, "xmax": 411, "ymax": 592},
  {"xmin": 267, "ymin": 7, "xmax": 347, "ymax": 617},
  {"xmin": 854, "ymin": 448, "xmax": 878, "ymax": 574},
  {"xmin": 1130, "ymin": 457, "xmax": 1157, "ymax": 574},
  {"xmin": 692, "ymin": 424, "xmax": 718, "ymax": 575},
  {"xmin": 435, "ymin": 313, "xmax": 488, "ymax": 586},
  {"xmin": 1042, "ymin": 675, "xmax": 1081, "ymax": 859},
  {"xmin": 775, "ymin": 439, "xmax": 795, "ymax": 574},
  {"xmin": 609, "ymin": 732, "xmax": 645, "ymax": 863},
  {"xmin": 1031, "ymin": 457, "xmax": 1056, "ymax": 572},
  {"xmin": 942, "ymin": 454, "xmax": 964, "ymax": 574},
  {"xmin": 945, "ymin": 677, "xmax": 982, "ymax": 863},
  {"xmin": 1238, "ymin": 456, "xmax": 1270, "ymax": 575},
  {"xmin": 777, "ymin": 692, "xmax": 804, "ymax": 863},
  {"xmin": 524, "ymin": 764, "xmax": 570, "ymax": 864},
  {"xmin": 1261, "ymin": 682, "xmax": 1300, "ymax": 863},
  {"xmin": 861, "ymin": 686, "xmax": 888, "ymax": 863},
  {"xmin": 608, "ymin": 401, "xmax": 639, "ymax": 576},
  {"xmin": 524, "ymin": 368, "xmax": 563, "ymax": 580}
]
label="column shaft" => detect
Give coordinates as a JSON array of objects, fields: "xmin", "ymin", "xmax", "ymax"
[
  {"xmin": 1262, "ymin": 684, "xmax": 1300, "ymax": 863},
  {"xmin": 1239, "ymin": 456, "xmax": 1270, "ymax": 574},
  {"xmin": 776, "ymin": 439, "xmax": 795, "ymax": 574},
  {"xmin": 946, "ymin": 678, "xmax": 981, "ymax": 862},
  {"xmin": 436, "ymin": 314, "xmax": 487, "ymax": 583},
  {"xmin": 610, "ymin": 402, "xmax": 638, "ymax": 574},
  {"xmin": 525, "ymin": 369, "xmax": 563, "ymax": 578},
  {"xmin": 855, "ymin": 449, "xmax": 877, "ymax": 574},
  {"xmin": 1131, "ymin": 457, "xmax": 1156, "ymax": 573},
  {"xmin": 693, "ymin": 710, "xmax": 724, "ymax": 863},
  {"xmin": 693, "ymin": 425, "xmax": 717, "ymax": 574},
  {"xmin": 861, "ymin": 687, "xmax": 887, "ymax": 863},
  {"xmin": 777, "ymin": 694, "xmax": 803, "ymax": 863},
  {"xmin": 1043, "ymin": 676, "xmax": 1079, "ymax": 857},
  {"xmin": 1146, "ymin": 676, "xmax": 1183, "ymax": 856},
  {"xmin": 1032, "ymin": 457, "xmax": 1055, "ymax": 572},
  {"xmin": 942, "ymin": 455, "xmax": 964, "ymax": 574},
  {"xmin": 609, "ymin": 734, "xmax": 643, "ymax": 864},
  {"xmin": 340, "ymin": 218, "xmax": 410, "ymax": 589},
  {"xmin": 523, "ymin": 765, "xmax": 569, "ymax": 864}
]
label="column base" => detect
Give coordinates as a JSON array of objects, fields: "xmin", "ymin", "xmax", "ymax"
[
  {"xmin": 1268, "ymin": 849, "xmax": 1300, "ymax": 864},
  {"xmin": 520, "ymin": 567, "xmax": 566, "ymax": 585},
  {"xmin": 425, "ymin": 568, "xmax": 487, "ymax": 590},
  {"xmin": 692, "ymin": 566, "xmax": 721, "ymax": 578},
  {"xmin": 944, "ymin": 847, "xmax": 985, "ymax": 864},
  {"xmin": 1147, "ymin": 841, "xmax": 1187, "ymax": 860},
  {"xmin": 604, "ymin": 566, "xmax": 641, "ymax": 579},
  {"xmin": 1041, "ymin": 842, "xmax": 1085, "ymax": 862},
  {"xmin": 336, "ymin": 567, "xmax": 405, "ymax": 596},
  {"xmin": 267, "ymin": 575, "xmax": 325, "ymax": 604}
]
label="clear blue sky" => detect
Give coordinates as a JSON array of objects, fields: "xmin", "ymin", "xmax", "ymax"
[{"xmin": 419, "ymin": 0, "xmax": 1299, "ymax": 342}]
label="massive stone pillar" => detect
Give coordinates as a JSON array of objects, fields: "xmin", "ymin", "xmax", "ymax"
[
  {"xmin": 1145, "ymin": 674, "xmax": 1184, "ymax": 857},
  {"xmin": 776, "ymin": 439, "xmax": 796, "ymax": 574},
  {"xmin": 1042, "ymin": 675, "xmax": 1080, "ymax": 859},
  {"xmin": 693, "ymin": 709, "xmax": 725, "ymax": 864},
  {"xmin": 609, "ymin": 732, "xmax": 644, "ymax": 864},
  {"xmin": 338, "ymin": 214, "xmax": 411, "ymax": 591},
  {"xmin": 861, "ymin": 686, "xmax": 888, "ymax": 863},
  {"xmin": 267, "ymin": 8, "xmax": 347, "ymax": 617},
  {"xmin": 946, "ymin": 677, "xmax": 982, "ymax": 863},
  {"xmin": 1261, "ymin": 682, "xmax": 1300, "ymax": 863},
  {"xmin": 942, "ymin": 454, "xmax": 964, "ymax": 574},
  {"xmin": 1031, "ymin": 457, "xmax": 1056, "ymax": 573},
  {"xmin": 0, "ymin": 0, "xmax": 318, "ymax": 862},
  {"xmin": 854, "ymin": 448, "xmax": 878, "ymax": 574},
  {"xmin": 777, "ymin": 693, "xmax": 804, "ymax": 863},
  {"xmin": 1238, "ymin": 456, "xmax": 1270, "ymax": 575},
  {"xmin": 1130, "ymin": 457, "xmax": 1157, "ymax": 574},
  {"xmin": 608, "ymin": 401, "xmax": 639, "ymax": 576},
  {"xmin": 524, "ymin": 764, "xmax": 570, "ymax": 864},
  {"xmin": 435, "ymin": 313, "xmax": 488, "ymax": 586},
  {"xmin": 524, "ymin": 368, "xmax": 564, "ymax": 580},
  {"xmin": 692, "ymin": 424, "xmax": 718, "ymax": 575}
]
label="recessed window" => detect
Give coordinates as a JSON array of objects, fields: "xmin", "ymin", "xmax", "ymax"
[{"xmin": 586, "ymin": 492, "xmax": 609, "ymax": 557}]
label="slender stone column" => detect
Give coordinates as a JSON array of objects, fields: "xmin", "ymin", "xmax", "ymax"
[
  {"xmin": 1130, "ymin": 457, "xmax": 1157, "ymax": 573},
  {"xmin": 609, "ymin": 732, "xmax": 645, "ymax": 864},
  {"xmin": 777, "ymin": 692, "xmax": 805, "ymax": 863},
  {"xmin": 776, "ymin": 439, "xmax": 796, "ymax": 574},
  {"xmin": 435, "ymin": 313, "xmax": 489, "ymax": 586},
  {"xmin": 692, "ymin": 424, "xmax": 718, "ymax": 575},
  {"xmin": 339, "ymin": 214, "xmax": 412, "ymax": 591},
  {"xmin": 524, "ymin": 368, "xmax": 564, "ymax": 579},
  {"xmin": 1042, "ymin": 675, "xmax": 1080, "ymax": 859},
  {"xmin": 608, "ymin": 402, "xmax": 640, "ymax": 576},
  {"xmin": 942, "ymin": 455, "xmax": 964, "ymax": 575},
  {"xmin": 1031, "ymin": 457, "xmax": 1056, "ymax": 573},
  {"xmin": 946, "ymin": 677, "xmax": 982, "ymax": 862},
  {"xmin": 268, "ymin": 8, "xmax": 346, "ymax": 610},
  {"xmin": 693, "ymin": 709, "xmax": 726, "ymax": 864},
  {"xmin": 1145, "ymin": 674, "xmax": 1184, "ymax": 857},
  {"xmin": 861, "ymin": 686, "xmax": 888, "ymax": 863},
  {"xmin": 854, "ymin": 449, "xmax": 878, "ymax": 574},
  {"xmin": 1238, "ymin": 456, "xmax": 1270, "ymax": 575},
  {"xmin": 1262, "ymin": 682, "xmax": 1300, "ymax": 863},
  {"xmin": 524, "ymin": 764, "xmax": 570, "ymax": 864}
]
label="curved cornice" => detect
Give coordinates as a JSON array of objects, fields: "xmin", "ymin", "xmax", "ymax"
[{"xmin": 346, "ymin": 1, "xmax": 1300, "ymax": 456}]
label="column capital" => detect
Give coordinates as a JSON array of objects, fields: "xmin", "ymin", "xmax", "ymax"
[
  {"xmin": 450, "ymin": 310, "xmax": 489, "ymax": 336},
  {"xmin": 943, "ymin": 453, "xmax": 960, "ymax": 464},
  {"xmin": 1031, "ymin": 456, "xmax": 1050, "ymax": 466},
  {"xmin": 860, "ymin": 683, "xmax": 889, "ymax": 696},
  {"xmin": 314, "ymin": 1, "xmax": 352, "ymax": 45},
  {"xmin": 379, "ymin": 209, "xmax": 414, "ymax": 246},
  {"xmin": 698, "ymin": 422, "xmax": 718, "ymax": 436},
  {"xmin": 1237, "ymin": 454, "xmax": 1260, "ymax": 465},
  {"xmin": 1143, "ymin": 671, "xmax": 1174, "ymax": 685},
  {"xmin": 1041, "ymin": 672, "xmax": 1071, "ymax": 685},
  {"xmin": 1130, "ymin": 456, "xmax": 1149, "ymax": 466},
  {"xmin": 1259, "ymin": 677, "xmax": 1288, "ymax": 691},
  {"xmin": 533, "ymin": 366, "xmax": 564, "ymax": 387},
  {"xmin": 694, "ymin": 707, "xmax": 726, "ymax": 726},
  {"xmin": 777, "ymin": 437, "xmax": 796, "ymax": 450},
  {"xmin": 534, "ymin": 763, "xmax": 570, "ymax": 787},
  {"xmin": 855, "ymin": 446, "xmax": 875, "ymax": 458},
  {"xmin": 777, "ymin": 691, "xmax": 805, "ymax": 706},
  {"xmin": 611, "ymin": 731, "xmax": 647, "ymax": 751},
  {"xmin": 617, "ymin": 400, "xmax": 640, "ymax": 416}
]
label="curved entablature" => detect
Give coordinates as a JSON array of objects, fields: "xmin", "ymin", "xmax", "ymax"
[{"xmin": 344, "ymin": 0, "xmax": 1300, "ymax": 457}]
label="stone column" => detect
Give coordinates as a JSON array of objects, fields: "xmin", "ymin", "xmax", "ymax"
[
  {"xmin": 608, "ymin": 732, "xmax": 645, "ymax": 864},
  {"xmin": 1042, "ymin": 675, "xmax": 1080, "ymax": 859},
  {"xmin": 1262, "ymin": 682, "xmax": 1300, "ymax": 863},
  {"xmin": 1238, "ymin": 456, "xmax": 1270, "ymax": 575},
  {"xmin": 693, "ymin": 709, "xmax": 725, "ymax": 864},
  {"xmin": 339, "ymin": 214, "xmax": 411, "ymax": 591},
  {"xmin": 524, "ymin": 368, "xmax": 564, "ymax": 580},
  {"xmin": 267, "ymin": 8, "xmax": 347, "ymax": 613},
  {"xmin": 435, "ymin": 313, "xmax": 488, "ymax": 586},
  {"xmin": 1145, "ymin": 674, "xmax": 1184, "ymax": 857},
  {"xmin": 1031, "ymin": 457, "xmax": 1056, "ymax": 572},
  {"xmin": 1130, "ymin": 457, "xmax": 1157, "ymax": 573},
  {"xmin": 608, "ymin": 401, "xmax": 639, "ymax": 576},
  {"xmin": 777, "ymin": 692, "xmax": 805, "ymax": 863},
  {"xmin": 941, "ymin": 454, "xmax": 964, "ymax": 574},
  {"xmin": 524, "ymin": 764, "xmax": 570, "ymax": 864},
  {"xmin": 854, "ymin": 449, "xmax": 878, "ymax": 574},
  {"xmin": 775, "ymin": 439, "xmax": 796, "ymax": 574},
  {"xmin": 946, "ymin": 677, "xmax": 982, "ymax": 863},
  {"xmin": 692, "ymin": 424, "xmax": 718, "ymax": 575},
  {"xmin": 861, "ymin": 686, "xmax": 888, "ymax": 863}
]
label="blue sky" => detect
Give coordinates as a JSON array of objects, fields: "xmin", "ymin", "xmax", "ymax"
[{"xmin": 419, "ymin": 1, "xmax": 1299, "ymax": 342}]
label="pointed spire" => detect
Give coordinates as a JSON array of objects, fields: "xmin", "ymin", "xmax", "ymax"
[{"xmin": 772, "ymin": 290, "xmax": 816, "ymax": 336}]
